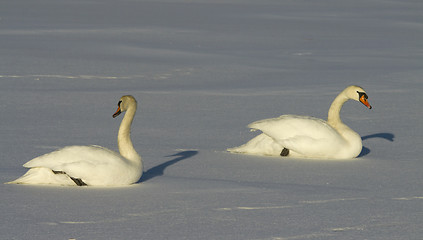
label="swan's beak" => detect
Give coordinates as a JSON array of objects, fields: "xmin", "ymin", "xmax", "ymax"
[
  {"xmin": 113, "ymin": 106, "xmax": 122, "ymax": 118},
  {"xmin": 359, "ymin": 95, "xmax": 372, "ymax": 109}
]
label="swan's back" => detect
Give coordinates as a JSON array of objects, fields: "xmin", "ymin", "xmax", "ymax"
[{"xmin": 249, "ymin": 115, "xmax": 341, "ymax": 141}]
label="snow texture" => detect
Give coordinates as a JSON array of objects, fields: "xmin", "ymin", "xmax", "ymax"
[{"xmin": 1, "ymin": 0, "xmax": 423, "ymax": 239}]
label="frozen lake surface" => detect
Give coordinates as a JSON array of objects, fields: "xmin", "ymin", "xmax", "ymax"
[{"xmin": 1, "ymin": 0, "xmax": 422, "ymax": 239}]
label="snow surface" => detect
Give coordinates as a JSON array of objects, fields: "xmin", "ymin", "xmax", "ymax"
[{"xmin": 1, "ymin": 0, "xmax": 423, "ymax": 239}]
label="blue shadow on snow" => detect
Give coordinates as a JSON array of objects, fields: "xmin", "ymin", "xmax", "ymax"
[
  {"xmin": 359, "ymin": 132, "xmax": 394, "ymax": 157},
  {"xmin": 139, "ymin": 150, "xmax": 198, "ymax": 183}
]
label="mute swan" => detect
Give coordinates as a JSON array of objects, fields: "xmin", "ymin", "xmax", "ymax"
[
  {"xmin": 7, "ymin": 95, "xmax": 143, "ymax": 186},
  {"xmin": 227, "ymin": 85, "xmax": 372, "ymax": 159}
]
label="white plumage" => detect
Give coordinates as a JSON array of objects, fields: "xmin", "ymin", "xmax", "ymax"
[
  {"xmin": 7, "ymin": 95, "xmax": 142, "ymax": 186},
  {"xmin": 228, "ymin": 86, "xmax": 372, "ymax": 159}
]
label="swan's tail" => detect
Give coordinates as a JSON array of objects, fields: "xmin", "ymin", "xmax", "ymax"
[
  {"xmin": 227, "ymin": 133, "xmax": 283, "ymax": 156},
  {"xmin": 5, "ymin": 167, "xmax": 76, "ymax": 186}
]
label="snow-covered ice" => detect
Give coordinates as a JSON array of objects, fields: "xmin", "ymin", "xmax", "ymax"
[{"xmin": 1, "ymin": 0, "xmax": 423, "ymax": 239}]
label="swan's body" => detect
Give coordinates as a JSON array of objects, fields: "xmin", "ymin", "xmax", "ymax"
[
  {"xmin": 7, "ymin": 95, "xmax": 142, "ymax": 186},
  {"xmin": 227, "ymin": 86, "xmax": 372, "ymax": 159}
]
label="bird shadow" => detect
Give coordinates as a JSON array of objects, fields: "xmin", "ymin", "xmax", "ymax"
[
  {"xmin": 139, "ymin": 150, "xmax": 198, "ymax": 183},
  {"xmin": 359, "ymin": 132, "xmax": 395, "ymax": 157},
  {"xmin": 361, "ymin": 133, "xmax": 395, "ymax": 142}
]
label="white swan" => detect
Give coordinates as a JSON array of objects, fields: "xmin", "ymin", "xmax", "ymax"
[
  {"xmin": 7, "ymin": 95, "xmax": 143, "ymax": 186},
  {"xmin": 227, "ymin": 85, "xmax": 372, "ymax": 159}
]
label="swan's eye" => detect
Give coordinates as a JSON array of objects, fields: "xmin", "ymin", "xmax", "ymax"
[
  {"xmin": 357, "ymin": 91, "xmax": 368, "ymax": 100},
  {"xmin": 117, "ymin": 100, "xmax": 122, "ymax": 106}
]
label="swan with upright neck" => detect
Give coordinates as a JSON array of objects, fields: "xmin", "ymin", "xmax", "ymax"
[
  {"xmin": 227, "ymin": 86, "xmax": 372, "ymax": 159},
  {"xmin": 7, "ymin": 95, "xmax": 143, "ymax": 186}
]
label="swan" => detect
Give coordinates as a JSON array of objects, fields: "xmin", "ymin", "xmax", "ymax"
[
  {"xmin": 227, "ymin": 85, "xmax": 372, "ymax": 159},
  {"xmin": 6, "ymin": 95, "xmax": 143, "ymax": 186}
]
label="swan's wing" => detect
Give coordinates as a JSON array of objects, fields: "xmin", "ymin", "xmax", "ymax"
[
  {"xmin": 248, "ymin": 115, "xmax": 344, "ymax": 157},
  {"xmin": 248, "ymin": 115, "xmax": 338, "ymax": 140},
  {"xmin": 23, "ymin": 145, "xmax": 124, "ymax": 181}
]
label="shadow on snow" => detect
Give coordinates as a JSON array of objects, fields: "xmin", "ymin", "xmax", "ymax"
[
  {"xmin": 139, "ymin": 150, "xmax": 198, "ymax": 183},
  {"xmin": 359, "ymin": 132, "xmax": 394, "ymax": 157}
]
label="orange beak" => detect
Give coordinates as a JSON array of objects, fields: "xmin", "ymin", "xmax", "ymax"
[
  {"xmin": 360, "ymin": 95, "xmax": 372, "ymax": 109},
  {"xmin": 113, "ymin": 105, "xmax": 121, "ymax": 118}
]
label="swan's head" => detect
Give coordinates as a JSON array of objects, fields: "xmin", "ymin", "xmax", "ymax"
[
  {"xmin": 345, "ymin": 85, "xmax": 372, "ymax": 109},
  {"xmin": 113, "ymin": 95, "xmax": 137, "ymax": 118}
]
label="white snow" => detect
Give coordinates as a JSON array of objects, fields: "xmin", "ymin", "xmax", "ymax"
[{"xmin": 1, "ymin": 0, "xmax": 423, "ymax": 239}]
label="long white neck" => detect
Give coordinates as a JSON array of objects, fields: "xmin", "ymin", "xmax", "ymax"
[
  {"xmin": 327, "ymin": 91, "xmax": 348, "ymax": 127},
  {"xmin": 327, "ymin": 89, "xmax": 362, "ymax": 158},
  {"xmin": 117, "ymin": 103, "xmax": 141, "ymax": 164}
]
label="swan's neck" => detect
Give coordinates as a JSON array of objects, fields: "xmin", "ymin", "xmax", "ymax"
[
  {"xmin": 117, "ymin": 105, "xmax": 141, "ymax": 164},
  {"xmin": 327, "ymin": 90, "xmax": 362, "ymax": 157},
  {"xmin": 327, "ymin": 91, "xmax": 348, "ymax": 127}
]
